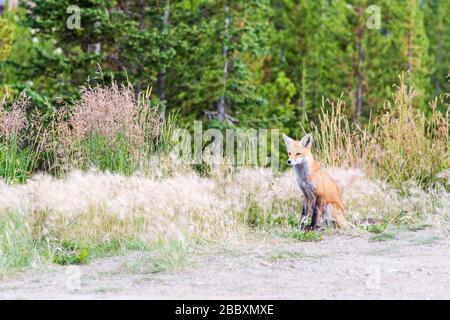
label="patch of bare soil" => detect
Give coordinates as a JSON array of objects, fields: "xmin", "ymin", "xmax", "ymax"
[{"xmin": 1, "ymin": 229, "xmax": 449, "ymax": 299}]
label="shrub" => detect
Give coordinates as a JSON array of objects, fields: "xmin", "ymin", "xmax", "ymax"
[{"xmin": 53, "ymin": 83, "xmax": 171, "ymax": 175}]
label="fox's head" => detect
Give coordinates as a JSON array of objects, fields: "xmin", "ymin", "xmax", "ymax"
[{"xmin": 282, "ymin": 133, "xmax": 313, "ymax": 166}]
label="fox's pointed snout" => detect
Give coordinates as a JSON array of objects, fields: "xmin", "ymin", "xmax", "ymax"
[{"xmin": 287, "ymin": 159, "xmax": 292, "ymax": 165}]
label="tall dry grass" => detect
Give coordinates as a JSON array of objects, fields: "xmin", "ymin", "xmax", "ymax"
[{"xmin": 312, "ymin": 75, "xmax": 449, "ymax": 188}]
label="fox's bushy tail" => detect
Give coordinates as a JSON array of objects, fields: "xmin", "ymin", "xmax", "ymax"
[{"xmin": 327, "ymin": 202, "xmax": 347, "ymax": 228}]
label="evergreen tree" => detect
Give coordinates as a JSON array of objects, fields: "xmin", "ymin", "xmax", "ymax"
[
  {"xmin": 271, "ymin": 0, "xmax": 353, "ymax": 126},
  {"xmin": 166, "ymin": 0, "xmax": 271, "ymax": 128},
  {"xmin": 15, "ymin": 0, "xmax": 444, "ymax": 127},
  {"xmin": 423, "ymin": 0, "xmax": 450, "ymax": 100},
  {"xmin": 386, "ymin": 0, "xmax": 432, "ymax": 109},
  {"xmin": 346, "ymin": 0, "xmax": 394, "ymax": 120},
  {"xmin": 23, "ymin": 0, "xmax": 118, "ymax": 100}
]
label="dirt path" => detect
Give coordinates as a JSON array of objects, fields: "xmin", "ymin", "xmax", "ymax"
[{"xmin": 1, "ymin": 229, "xmax": 449, "ymax": 299}]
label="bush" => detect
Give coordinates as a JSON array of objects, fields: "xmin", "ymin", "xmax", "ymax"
[{"xmin": 54, "ymin": 83, "xmax": 166, "ymax": 175}]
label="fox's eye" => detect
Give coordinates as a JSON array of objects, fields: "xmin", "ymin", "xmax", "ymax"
[
  {"xmin": 288, "ymin": 152, "xmax": 291, "ymax": 156},
  {"xmin": 296, "ymin": 153, "xmax": 302, "ymax": 156}
]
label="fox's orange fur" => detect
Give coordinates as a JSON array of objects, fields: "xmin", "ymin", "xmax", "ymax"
[{"xmin": 283, "ymin": 133, "xmax": 346, "ymax": 229}]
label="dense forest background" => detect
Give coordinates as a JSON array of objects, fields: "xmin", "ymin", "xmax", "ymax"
[{"xmin": 0, "ymin": 0, "xmax": 449, "ymax": 137}]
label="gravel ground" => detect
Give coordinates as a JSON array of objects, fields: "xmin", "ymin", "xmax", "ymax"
[{"xmin": 1, "ymin": 229, "xmax": 449, "ymax": 299}]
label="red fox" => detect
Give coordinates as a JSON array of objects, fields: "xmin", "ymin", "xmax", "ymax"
[{"xmin": 283, "ymin": 133, "xmax": 346, "ymax": 230}]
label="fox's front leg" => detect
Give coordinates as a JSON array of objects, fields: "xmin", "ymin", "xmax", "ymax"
[
  {"xmin": 300, "ymin": 197, "xmax": 313, "ymax": 230},
  {"xmin": 309, "ymin": 197, "xmax": 321, "ymax": 230}
]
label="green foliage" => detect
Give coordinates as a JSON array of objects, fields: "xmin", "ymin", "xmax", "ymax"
[
  {"xmin": 23, "ymin": 0, "xmax": 118, "ymax": 99},
  {"xmin": 0, "ymin": 16, "xmax": 14, "ymax": 62},
  {"xmin": 0, "ymin": 9, "xmax": 45, "ymax": 103},
  {"xmin": 270, "ymin": 0, "xmax": 352, "ymax": 123},
  {"xmin": 51, "ymin": 240, "xmax": 90, "ymax": 265},
  {"xmin": 387, "ymin": 0, "xmax": 433, "ymax": 109},
  {"xmin": 0, "ymin": 15, "xmax": 16, "ymax": 101},
  {"xmin": 15, "ymin": 0, "xmax": 447, "ymax": 126},
  {"xmin": 250, "ymin": 71, "xmax": 298, "ymax": 130},
  {"xmin": 423, "ymin": 0, "xmax": 450, "ymax": 102}
]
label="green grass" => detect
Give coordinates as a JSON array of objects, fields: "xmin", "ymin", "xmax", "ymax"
[
  {"xmin": 0, "ymin": 138, "xmax": 36, "ymax": 183},
  {"xmin": 46, "ymin": 238, "xmax": 148, "ymax": 265},
  {"xmin": 361, "ymin": 220, "xmax": 398, "ymax": 241},
  {"xmin": 284, "ymin": 230, "xmax": 323, "ymax": 242},
  {"xmin": 51, "ymin": 242, "xmax": 90, "ymax": 265},
  {"xmin": 370, "ymin": 232, "xmax": 396, "ymax": 242},
  {"xmin": 360, "ymin": 222, "xmax": 388, "ymax": 234},
  {"xmin": 77, "ymin": 133, "xmax": 137, "ymax": 176},
  {"xmin": 0, "ymin": 211, "xmax": 151, "ymax": 275}
]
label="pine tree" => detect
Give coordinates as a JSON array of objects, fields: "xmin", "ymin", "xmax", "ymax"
[
  {"xmin": 166, "ymin": 0, "xmax": 271, "ymax": 128},
  {"xmin": 345, "ymin": 0, "xmax": 432, "ymax": 118},
  {"xmin": 423, "ymin": 0, "xmax": 450, "ymax": 99},
  {"xmin": 346, "ymin": 0, "xmax": 393, "ymax": 120},
  {"xmin": 271, "ymin": 0, "xmax": 352, "ymax": 125},
  {"xmin": 386, "ymin": 0, "xmax": 432, "ymax": 109},
  {"xmin": 23, "ymin": 0, "xmax": 119, "ymax": 100},
  {"xmin": 24, "ymin": 0, "xmax": 273, "ymax": 125}
]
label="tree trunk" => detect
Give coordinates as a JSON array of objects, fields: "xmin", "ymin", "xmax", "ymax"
[
  {"xmin": 355, "ymin": 24, "xmax": 364, "ymax": 121},
  {"xmin": 406, "ymin": 4, "xmax": 414, "ymax": 107},
  {"xmin": 407, "ymin": 28, "xmax": 412, "ymax": 80},
  {"xmin": 301, "ymin": 60, "xmax": 308, "ymax": 123},
  {"xmin": 133, "ymin": 0, "xmax": 146, "ymax": 98},
  {"xmin": 216, "ymin": 5, "xmax": 230, "ymax": 122},
  {"xmin": 156, "ymin": 0, "xmax": 170, "ymax": 105},
  {"xmin": 434, "ymin": 25, "xmax": 442, "ymax": 95},
  {"xmin": 434, "ymin": 21, "xmax": 442, "ymax": 95}
]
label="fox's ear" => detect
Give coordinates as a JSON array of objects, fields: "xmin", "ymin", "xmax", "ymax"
[
  {"xmin": 300, "ymin": 134, "xmax": 312, "ymax": 149},
  {"xmin": 282, "ymin": 134, "xmax": 294, "ymax": 147}
]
